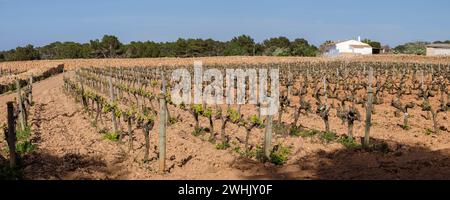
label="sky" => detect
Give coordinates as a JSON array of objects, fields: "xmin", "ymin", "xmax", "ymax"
[{"xmin": 1, "ymin": 0, "xmax": 450, "ymax": 50}]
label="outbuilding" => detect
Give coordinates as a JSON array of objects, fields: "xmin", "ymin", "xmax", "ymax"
[
  {"xmin": 426, "ymin": 44, "xmax": 450, "ymax": 56},
  {"xmin": 323, "ymin": 37, "xmax": 372, "ymax": 57}
]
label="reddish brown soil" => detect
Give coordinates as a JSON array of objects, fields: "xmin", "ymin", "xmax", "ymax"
[{"xmin": 1, "ymin": 73, "xmax": 450, "ymax": 180}]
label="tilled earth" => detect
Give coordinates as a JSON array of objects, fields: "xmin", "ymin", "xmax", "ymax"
[{"xmin": 1, "ymin": 73, "xmax": 449, "ymax": 180}]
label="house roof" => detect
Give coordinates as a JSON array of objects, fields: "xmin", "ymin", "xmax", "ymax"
[
  {"xmin": 350, "ymin": 44, "xmax": 372, "ymax": 48},
  {"xmin": 426, "ymin": 44, "xmax": 450, "ymax": 49},
  {"xmin": 327, "ymin": 39, "xmax": 371, "ymax": 47}
]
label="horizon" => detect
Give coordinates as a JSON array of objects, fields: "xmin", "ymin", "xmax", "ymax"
[{"xmin": 1, "ymin": 0, "xmax": 450, "ymax": 51}]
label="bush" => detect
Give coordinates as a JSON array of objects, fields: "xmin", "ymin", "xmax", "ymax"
[
  {"xmin": 16, "ymin": 141, "xmax": 36, "ymax": 155},
  {"xmin": 269, "ymin": 144, "xmax": 290, "ymax": 165},
  {"xmin": 255, "ymin": 144, "xmax": 290, "ymax": 165}
]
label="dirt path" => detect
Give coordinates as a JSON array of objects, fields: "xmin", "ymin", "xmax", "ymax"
[{"xmin": 0, "ymin": 74, "xmax": 252, "ymax": 179}]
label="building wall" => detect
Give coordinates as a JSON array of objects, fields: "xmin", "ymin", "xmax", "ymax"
[
  {"xmin": 352, "ymin": 47, "xmax": 373, "ymax": 55},
  {"xmin": 427, "ymin": 47, "xmax": 450, "ymax": 56},
  {"xmin": 325, "ymin": 40, "xmax": 372, "ymax": 56},
  {"xmin": 324, "ymin": 46, "xmax": 339, "ymax": 57}
]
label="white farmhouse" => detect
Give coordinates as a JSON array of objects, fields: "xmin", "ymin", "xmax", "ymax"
[
  {"xmin": 426, "ymin": 44, "xmax": 450, "ymax": 56},
  {"xmin": 323, "ymin": 37, "xmax": 372, "ymax": 57}
]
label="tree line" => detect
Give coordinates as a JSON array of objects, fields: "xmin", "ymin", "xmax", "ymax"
[
  {"xmin": 1, "ymin": 35, "xmax": 448, "ymax": 62},
  {"xmin": 0, "ymin": 35, "xmax": 319, "ymax": 62}
]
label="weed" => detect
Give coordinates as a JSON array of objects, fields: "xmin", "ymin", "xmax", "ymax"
[
  {"xmin": 215, "ymin": 141, "xmax": 230, "ymax": 150},
  {"xmin": 269, "ymin": 144, "xmax": 290, "ymax": 165},
  {"xmin": 16, "ymin": 141, "xmax": 36, "ymax": 155},
  {"xmin": 255, "ymin": 144, "xmax": 290, "ymax": 165},
  {"xmin": 424, "ymin": 128, "xmax": 434, "ymax": 136}
]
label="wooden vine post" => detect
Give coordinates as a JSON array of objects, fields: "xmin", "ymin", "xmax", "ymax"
[
  {"xmin": 159, "ymin": 70, "xmax": 167, "ymax": 173},
  {"xmin": 108, "ymin": 75, "xmax": 118, "ymax": 134},
  {"xmin": 28, "ymin": 76, "xmax": 33, "ymax": 104},
  {"xmin": 263, "ymin": 101, "xmax": 273, "ymax": 159},
  {"xmin": 364, "ymin": 67, "xmax": 374, "ymax": 148},
  {"xmin": 16, "ymin": 80, "xmax": 26, "ymax": 131},
  {"xmin": 6, "ymin": 102, "xmax": 17, "ymax": 168}
]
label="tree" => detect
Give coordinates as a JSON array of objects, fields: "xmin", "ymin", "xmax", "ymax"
[
  {"xmin": 362, "ymin": 39, "xmax": 381, "ymax": 49},
  {"xmin": 0, "ymin": 34, "xmax": 319, "ymax": 61},
  {"xmin": 4, "ymin": 45, "xmax": 40, "ymax": 61},
  {"xmin": 433, "ymin": 40, "xmax": 450, "ymax": 44},
  {"xmin": 223, "ymin": 35, "xmax": 255, "ymax": 56},
  {"xmin": 90, "ymin": 35, "xmax": 123, "ymax": 58},
  {"xmin": 290, "ymin": 38, "xmax": 318, "ymax": 57},
  {"xmin": 39, "ymin": 42, "xmax": 90, "ymax": 59},
  {"xmin": 319, "ymin": 40, "xmax": 334, "ymax": 54},
  {"xmin": 394, "ymin": 41, "xmax": 429, "ymax": 55},
  {"xmin": 223, "ymin": 42, "xmax": 247, "ymax": 56},
  {"xmin": 263, "ymin": 37, "xmax": 291, "ymax": 49}
]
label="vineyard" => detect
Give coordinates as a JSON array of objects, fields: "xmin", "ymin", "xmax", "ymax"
[{"xmin": 1, "ymin": 56, "xmax": 450, "ymax": 179}]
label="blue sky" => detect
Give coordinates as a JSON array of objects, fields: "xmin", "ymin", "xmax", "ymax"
[{"xmin": 1, "ymin": 0, "xmax": 449, "ymax": 50}]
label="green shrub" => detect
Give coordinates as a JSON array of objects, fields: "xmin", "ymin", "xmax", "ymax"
[
  {"xmin": 255, "ymin": 144, "xmax": 290, "ymax": 165},
  {"xmin": 16, "ymin": 141, "xmax": 36, "ymax": 154},
  {"xmin": 269, "ymin": 144, "xmax": 290, "ymax": 165}
]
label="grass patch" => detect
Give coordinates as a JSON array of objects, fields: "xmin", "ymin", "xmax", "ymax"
[
  {"xmin": 103, "ymin": 132, "xmax": 120, "ymax": 142},
  {"xmin": 16, "ymin": 126, "xmax": 32, "ymax": 141},
  {"xmin": 319, "ymin": 132, "xmax": 337, "ymax": 143},
  {"xmin": 289, "ymin": 126, "xmax": 303, "ymax": 136},
  {"xmin": 297, "ymin": 129, "xmax": 321, "ymax": 138},
  {"xmin": 337, "ymin": 135, "xmax": 361, "ymax": 149}
]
